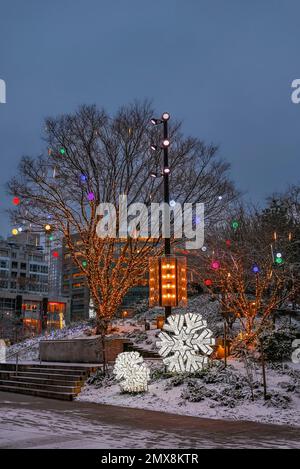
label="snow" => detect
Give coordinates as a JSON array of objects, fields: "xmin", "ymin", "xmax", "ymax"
[
  {"xmin": 77, "ymin": 359, "xmax": 300, "ymax": 428},
  {"xmin": 4, "ymin": 294, "xmax": 300, "ymax": 429},
  {"xmin": 6, "ymin": 321, "xmax": 92, "ymax": 361}
]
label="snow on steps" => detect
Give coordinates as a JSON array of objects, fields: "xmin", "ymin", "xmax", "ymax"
[
  {"xmin": 0, "ymin": 363, "xmax": 101, "ymax": 401},
  {"xmin": 124, "ymin": 340, "xmax": 161, "ymax": 359}
]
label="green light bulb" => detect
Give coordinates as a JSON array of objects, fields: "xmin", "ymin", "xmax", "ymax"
[
  {"xmin": 232, "ymin": 220, "xmax": 239, "ymax": 230},
  {"xmin": 275, "ymin": 257, "xmax": 283, "ymax": 264},
  {"xmin": 59, "ymin": 148, "xmax": 66, "ymax": 155},
  {"xmin": 82, "ymin": 260, "xmax": 87, "ymax": 267}
]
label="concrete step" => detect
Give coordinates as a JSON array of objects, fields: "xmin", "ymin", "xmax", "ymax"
[
  {"xmin": 8, "ymin": 371, "xmax": 85, "ymax": 381},
  {"xmin": 0, "ymin": 365, "xmax": 88, "ymax": 376},
  {"xmin": 0, "ymin": 384, "xmax": 75, "ymax": 401},
  {"xmin": 0, "ymin": 379, "xmax": 81, "ymax": 394},
  {"xmin": 0, "ymin": 363, "xmax": 97, "ymax": 400},
  {"xmin": 0, "ymin": 363, "xmax": 99, "ymax": 372},
  {"xmin": 24, "ymin": 367, "xmax": 88, "ymax": 376},
  {"xmin": 126, "ymin": 344, "xmax": 161, "ymax": 359},
  {"xmin": 10, "ymin": 375, "xmax": 83, "ymax": 387}
]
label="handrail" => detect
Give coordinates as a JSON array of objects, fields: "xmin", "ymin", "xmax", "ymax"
[
  {"xmin": 6, "ymin": 341, "xmax": 39, "ymax": 360},
  {"xmin": 6, "ymin": 330, "xmax": 87, "ymax": 375}
]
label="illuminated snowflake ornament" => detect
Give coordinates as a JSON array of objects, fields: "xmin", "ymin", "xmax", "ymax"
[
  {"xmin": 113, "ymin": 351, "xmax": 150, "ymax": 393},
  {"xmin": 156, "ymin": 313, "xmax": 215, "ymax": 373}
]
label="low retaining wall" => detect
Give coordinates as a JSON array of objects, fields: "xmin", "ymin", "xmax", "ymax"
[{"xmin": 39, "ymin": 336, "xmax": 127, "ymax": 363}]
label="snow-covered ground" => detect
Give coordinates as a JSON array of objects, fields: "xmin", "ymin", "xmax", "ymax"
[
  {"xmin": 4, "ymin": 294, "xmax": 300, "ymax": 429},
  {"xmin": 77, "ymin": 359, "xmax": 300, "ymax": 428}
]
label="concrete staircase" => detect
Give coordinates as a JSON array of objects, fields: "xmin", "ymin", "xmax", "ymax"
[
  {"xmin": 124, "ymin": 341, "xmax": 161, "ymax": 359},
  {"xmin": 0, "ymin": 363, "xmax": 100, "ymax": 401}
]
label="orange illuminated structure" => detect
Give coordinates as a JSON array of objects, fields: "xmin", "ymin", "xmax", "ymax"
[
  {"xmin": 149, "ymin": 256, "xmax": 187, "ymax": 308},
  {"xmin": 22, "ymin": 300, "xmax": 67, "ymax": 334}
]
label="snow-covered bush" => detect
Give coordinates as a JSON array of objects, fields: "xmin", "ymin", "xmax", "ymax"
[
  {"xmin": 264, "ymin": 392, "xmax": 291, "ymax": 409},
  {"xmin": 261, "ymin": 327, "xmax": 297, "ymax": 362},
  {"xmin": 181, "ymin": 382, "xmax": 213, "ymax": 402},
  {"xmin": 87, "ymin": 370, "xmax": 116, "ymax": 388}
]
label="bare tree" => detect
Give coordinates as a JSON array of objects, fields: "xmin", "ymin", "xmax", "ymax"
[
  {"xmin": 190, "ymin": 208, "xmax": 298, "ymax": 346},
  {"xmin": 7, "ymin": 101, "xmax": 238, "ymax": 337}
]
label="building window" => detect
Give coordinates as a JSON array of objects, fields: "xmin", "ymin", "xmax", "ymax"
[
  {"xmin": 11, "ymin": 261, "xmax": 18, "ymax": 269},
  {"xmin": 20, "ymin": 263, "xmax": 27, "ymax": 270},
  {"xmin": 72, "ymin": 272, "xmax": 83, "ymax": 278}
]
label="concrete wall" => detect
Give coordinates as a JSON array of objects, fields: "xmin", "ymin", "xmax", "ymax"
[{"xmin": 39, "ymin": 336, "xmax": 127, "ymax": 363}]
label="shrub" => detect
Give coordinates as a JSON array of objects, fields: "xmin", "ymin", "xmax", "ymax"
[{"xmin": 261, "ymin": 328, "xmax": 297, "ymax": 362}]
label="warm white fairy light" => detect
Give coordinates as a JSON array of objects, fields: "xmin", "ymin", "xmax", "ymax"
[{"xmin": 113, "ymin": 351, "xmax": 150, "ymax": 393}]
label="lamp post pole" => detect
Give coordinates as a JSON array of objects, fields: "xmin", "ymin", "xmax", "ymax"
[{"xmin": 162, "ymin": 118, "xmax": 172, "ymax": 319}]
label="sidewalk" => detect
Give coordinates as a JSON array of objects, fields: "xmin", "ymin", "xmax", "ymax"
[{"xmin": 1, "ymin": 391, "xmax": 299, "ymax": 449}]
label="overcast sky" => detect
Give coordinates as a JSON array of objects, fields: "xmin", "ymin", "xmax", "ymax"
[{"xmin": 0, "ymin": 0, "xmax": 300, "ymax": 236}]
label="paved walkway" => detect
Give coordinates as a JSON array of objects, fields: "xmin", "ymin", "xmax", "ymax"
[{"xmin": 0, "ymin": 391, "xmax": 299, "ymax": 449}]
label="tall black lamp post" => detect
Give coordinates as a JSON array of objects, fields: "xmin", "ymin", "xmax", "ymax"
[{"xmin": 149, "ymin": 113, "xmax": 187, "ymax": 319}]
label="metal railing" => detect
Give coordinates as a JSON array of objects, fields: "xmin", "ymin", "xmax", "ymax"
[
  {"xmin": 6, "ymin": 342, "xmax": 42, "ymax": 375},
  {"xmin": 5, "ymin": 330, "xmax": 89, "ymax": 375}
]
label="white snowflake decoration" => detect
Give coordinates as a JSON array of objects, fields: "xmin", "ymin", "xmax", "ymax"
[
  {"xmin": 0, "ymin": 340, "xmax": 6, "ymax": 363},
  {"xmin": 156, "ymin": 313, "xmax": 215, "ymax": 373},
  {"xmin": 113, "ymin": 351, "xmax": 150, "ymax": 393}
]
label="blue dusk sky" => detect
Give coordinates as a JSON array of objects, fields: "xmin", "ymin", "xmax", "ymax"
[{"xmin": 0, "ymin": 0, "xmax": 300, "ymax": 235}]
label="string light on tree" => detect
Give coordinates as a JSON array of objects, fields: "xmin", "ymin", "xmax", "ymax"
[
  {"xmin": 52, "ymin": 251, "xmax": 59, "ymax": 258},
  {"xmin": 59, "ymin": 148, "xmax": 66, "ymax": 155},
  {"xmin": 87, "ymin": 192, "xmax": 95, "ymax": 201},
  {"xmin": 80, "ymin": 174, "xmax": 87, "ymax": 183},
  {"xmin": 225, "ymin": 239, "xmax": 231, "ymax": 248},
  {"xmin": 11, "ymin": 228, "xmax": 18, "ymax": 236},
  {"xmin": 82, "ymin": 260, "xmax": 87, "ymax": 267}
]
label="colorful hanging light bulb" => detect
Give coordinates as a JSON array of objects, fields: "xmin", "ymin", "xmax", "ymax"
[
  {"xmin": 211, "ymin": 260, "xmax": 220, "ymax": 270},
  {"xmin": 231, "ymin": 220, "xmax": 239, "ymax": 230},
  {"xmin": 12, "ymin": 197, "xmax": 20, "ymax": 206},
  {"xmin": 252, "ymin": 264, "xmax": 260, "ymax": 273},
  {"xmin": 204, "ymin": 278, "xmax": 213, "ymax": 286}
]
